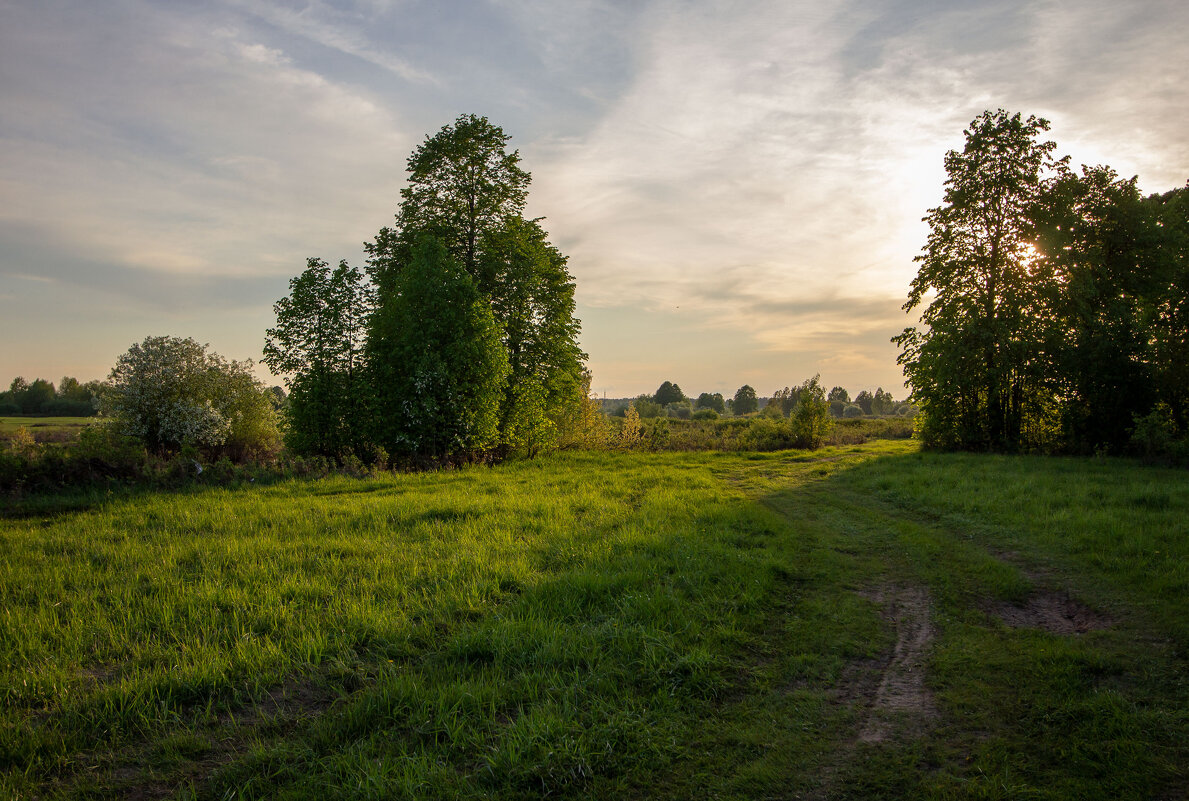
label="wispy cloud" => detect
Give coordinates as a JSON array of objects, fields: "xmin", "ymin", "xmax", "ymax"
[{"xmin": 1, "ymin": 0, "xmax": 1186, "ymax": 391}]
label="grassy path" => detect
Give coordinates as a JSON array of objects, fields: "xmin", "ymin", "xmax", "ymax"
[{"xmin": 2, "ymin": 442, "xmax": 1187, "ymax": 798}]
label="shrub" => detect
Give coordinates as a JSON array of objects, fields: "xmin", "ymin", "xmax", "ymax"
[
  {"xmin": 789, "ymin": 375, "xmax": 833, "ymax": 449},
  {"xmin": 618, "ymin": 402, "xmax": 644, "ymax": 450},
  {"xmin": 102, "ymin": 336, "xmax": 280, "ymax": 458},
  {"xmin": 843, "ymin": 404, "xmax": 863, "ymax": 418},
  {"xmin": 1130, "ymin": 403, "xmax": 1185, "ymax": 460},
  {"xmin": 692, "ymin": 409, "xmax": 718, "ymax": 421}
]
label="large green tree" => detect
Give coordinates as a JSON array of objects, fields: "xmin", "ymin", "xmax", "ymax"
[
  {"xmin": 1036, "ymin": 166, "xmax": 1163, "ymax": 450},
  {"xmin": 264, "ymin": 258, "xmax": 373, "ymax": 459},
  {"xmin": 368, "ymin": 238, "xmax": 509, "ymax": 460},
  {"xmin": 366, "ymin": 114, "xmax": 530, "ymax": 294},
  {"xmin": 733, "ymin": 385, "xmax": 758, "ymax": 415},
  {"xmin": 895, "ymin": 110, "xmax": 1066, "ymax": 450},
  {"xmin": 366, "ymin": 114, "xmax": 585, "ymax": 456}
]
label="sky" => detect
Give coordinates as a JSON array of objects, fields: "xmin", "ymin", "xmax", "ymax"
[{"xmin": 2, "ymin": 0, "xmax": 1187, "ymax": 399}]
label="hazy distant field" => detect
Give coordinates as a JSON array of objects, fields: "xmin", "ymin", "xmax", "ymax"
[
  {"xmin": 3, "ymin": 441, "xmax": 1187, "ymax": 799},
  {"xmin": 0, "ymin": 416, "xmax": 93, "ymax": 442}
]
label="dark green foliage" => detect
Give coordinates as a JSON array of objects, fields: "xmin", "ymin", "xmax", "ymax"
[
  {"xmin": 733, "ymin": 384, "xmax": 758, "ymax": 415},
  {"xmin": 789, "ymin": 375, "xmax": 833, "ymax": 448},
  {"xmin": 264, "ymin": 258, "xmax": 373, "ymax": 460},
  {"xmin": 478, "ymin": 217, "xmax": 585, "ymax": 454},
  {"xmin": 653, "ymin": 381, "xmax": 686, "ymax": 406},
  {"xmin": 632, "ymin": 396, "xmax": 663, "ymax": 419},
  {"xmin": 843, "ymin": 404, "xmax": 863, "ymax": 419},
  {"xmin": 363, "ymin": 115, "xmax": 586, "ymax": 459},
  {"xmin": 828, "ymin": 386, "xmax": 850, "ymax": 404},
  {"xmin": 1, "ymin": 376, "xmax": 103, "ymax": 416},
  {"xmin": 695, "ymin": 392, "xmax": 726, "ymax": 414},
  {"xmin": 769, "ymin": 386, "xmax": 797, "ymax": 416},
  {"xmin": 872, "ymin": 387, "xmax": 895, "ymax": 415},
  {"xmin": 366, "ymin": 114, "xmax": 530, "ymax": 295},
  {"xmin": 896, "ymin": 109, "xmax": 1188, "ymax": 454},
  {"xmin": 368, "ymin": 238, "xmax": 509, "ymax": 460},
  {"xmin": 896, "ymin": 110, "xmax": 1064, "ymax": 451}
]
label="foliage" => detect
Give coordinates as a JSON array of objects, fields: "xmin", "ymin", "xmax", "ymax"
[
  {"xmin": 896, "ymin": 110, "xmax": 1065, "ymax": 451},
  {"xmin": 1130, "ymin": 403, "xmax": 1186, "ymax": 462},
  {"xmin": 364, "ymin": 114, "xmax": 585, "ymax": 460},
  {"xmin": 555, "ymin": 371, "xmax": 612, "ymax": 450},
  {"xmin": 653, "ymin": 380, "xmax": 686, "ymax": 406},
  {"xmin": 695, "ymin": 392, "xmax": 726, "ymax": 414},
  {"xmin": 367, "ymin": 114, "xmax": 531, "ymax": 293},
  {"xmin": 264, "ymin": 258, "xmax": 373, "ymax": 460},
  {"xmin": 900, "ymin": 112, "xmax": 1189, "ymax": 454},
  {"xmin": 842, "ymin": 404, "xmax": 863, "ymax": 419},
  {"xmin": 1, "ymin": 376, "xmax": 102, "ymax": 416},
  {"xmin": 368, "ymin": 238, "xmax": 509, "ymax": 461},
  {"xmin": 478, "ymin": 217, "xmax": 585, "ymax": 454},
  {"xmin": 789, "ymin": 374, "xmax": 834, "ymax": 448},
  {"xmin": 828, "ymin": 386, "xmax": 850, "ymax": 404},
  {"xmin": 733, "ymin": 384, "xmax": 758, "ymax": 415},
  {"xmin": 102, "ymin": 336, "xmax": 279, "ymax": 457},
  {"xmin": 618, "ymin": 401, "xmax": 644, "ymax": 449},
  {"xmin": 632, "ymin": 396, "xmax": 664, "ymax": 419}
]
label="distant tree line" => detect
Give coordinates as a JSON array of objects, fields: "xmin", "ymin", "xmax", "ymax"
[
  {"xmin": 0, "ymin": 376, "xmax": 105, "ymax": 416},
  {"xmin": 608, "ymin": 381, "xmax": 908, "ymax": 421},
  {"xmin": 896, "ymin": 110, "xmax": 1189, "ymax": 457}
]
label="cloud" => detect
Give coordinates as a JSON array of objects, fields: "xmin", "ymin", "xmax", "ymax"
[
  {"xmin": 0, "ymin": 0, "xmax": 412, "ymax": 288},
  {"xmin": 526, "ymin": 0, "xmax": 1188, "ymax": 391},
  {"xmin": 2, "ymin": 0, "xmax": 1187, "ymax": 392}
]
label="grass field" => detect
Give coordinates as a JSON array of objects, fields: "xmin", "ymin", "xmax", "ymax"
[
  {"xmin": 2, "ymin": 441, "xmax": 1186, "ymax": 799},
  {"xmin": 0, "ymin": 417, "xmax": 94, "ymax": 443}
]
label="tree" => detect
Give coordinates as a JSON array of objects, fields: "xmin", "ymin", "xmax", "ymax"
[
  {"xmin": 1037, "ymin": 165, "xmax": 1159, "ymax": 451},
  {"xmin": 478, "ymin": 217, "xmax": 585, "ymax": 452},
  {"xmin": 695, "ymin": 392, "xmax": 725, "ymax": 414},
  {"xmin": 790, "ymin": 375, "xmax": 833, "ymax": 449},
  {"xmin": 619, "ymin": 401, "xmax": 644, "ymax": 449},
  {"xmin": 895, "ymin": 110, "xmax": 1066, "ymax": 450},
  {"xmin": 854, "ymin": 390, "xmax": 874, "ymax": 415},
  {"xmin": 828, "ymin": 386, "xmax": 850, "ymax": 404},
  {"xmin": 653, "ymin": 381, "xmax": 686, "ymax": 406},
  {"xmin": 1145, "ymin": 184, "xmax": 1189, "ymax": 437},
  {"xmin": 264, "ymin": 258, "xmax": 373, "ymax": 459},
  {"xmin": 770, "ymin": 386, "xmax": 798, "ymax": 416},
  {"xmin": 366, "ymin": 114, "xmax": 530, "ymax": 294},
  {"xmin": 103, "ymin": 336, "xmax": 278, "ymax": 457},
  {"xmin": 872, "ymin": 388, "xmax": 895, "ymax": 415},
  {"xmin": 368, "ymin": 237, "xmax": 509, "ymax": 460},
  {"xmin": 733, "ymin": 385, "xmax": 758, "ymax": 415},
  {"xmin": 366, "ymin": 114, "xmax": 585, "ymax": 458}
]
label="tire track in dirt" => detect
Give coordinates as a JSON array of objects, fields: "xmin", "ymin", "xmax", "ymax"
[{"xmin": 856, "ymin": 585, "xmax": 937, "ymax": 744}]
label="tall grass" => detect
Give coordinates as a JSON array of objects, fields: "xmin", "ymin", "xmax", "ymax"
[{"xmin": 2, "ymin": 441, "xmax": 1187, "ymax": 799}]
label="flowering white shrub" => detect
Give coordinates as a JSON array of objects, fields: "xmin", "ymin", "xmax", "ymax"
[{"xmin": 102, "ymin": 336, "xmax": 278, "ymax": 455}]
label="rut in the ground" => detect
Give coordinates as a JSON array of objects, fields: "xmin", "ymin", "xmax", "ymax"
[{"xmin": 857, "ymin": 585, "xmax": 936, "ymax": 744}]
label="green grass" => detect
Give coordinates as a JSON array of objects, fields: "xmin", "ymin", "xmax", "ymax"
[
  {"xmin": 1, "ymin": 442, "xmax": 1186, "ymax": 799},
  {"xmin": 0, "ymin": 417, "xmax": 94, "ymax": 440}
]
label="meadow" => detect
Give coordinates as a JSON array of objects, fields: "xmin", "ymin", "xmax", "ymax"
[
  {"xmin": 0, "ymin": 417, "xmax": 93, "ymax": 444},
  {"xmin": 1, "ymin": 440, "xmax": 1187, "ymax": 799}
]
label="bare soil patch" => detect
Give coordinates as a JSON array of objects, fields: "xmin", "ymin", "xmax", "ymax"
[
  {"xmin": 989, "ymin": 592, "xmax": 1112, "ymax": 635},
  {"xmin": 857, "ymin": 585, "xmax": 937, "ymax": 744}
]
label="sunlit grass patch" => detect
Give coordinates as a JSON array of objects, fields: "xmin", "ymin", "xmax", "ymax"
[{"xmin": 2, "ymin": 441, "xmax": 1188, "ymax": 799}]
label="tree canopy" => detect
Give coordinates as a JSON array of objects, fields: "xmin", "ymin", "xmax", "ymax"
[{"xmin": 897, "ymin": 108, "xmax": 1189, "ymax": 455}]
